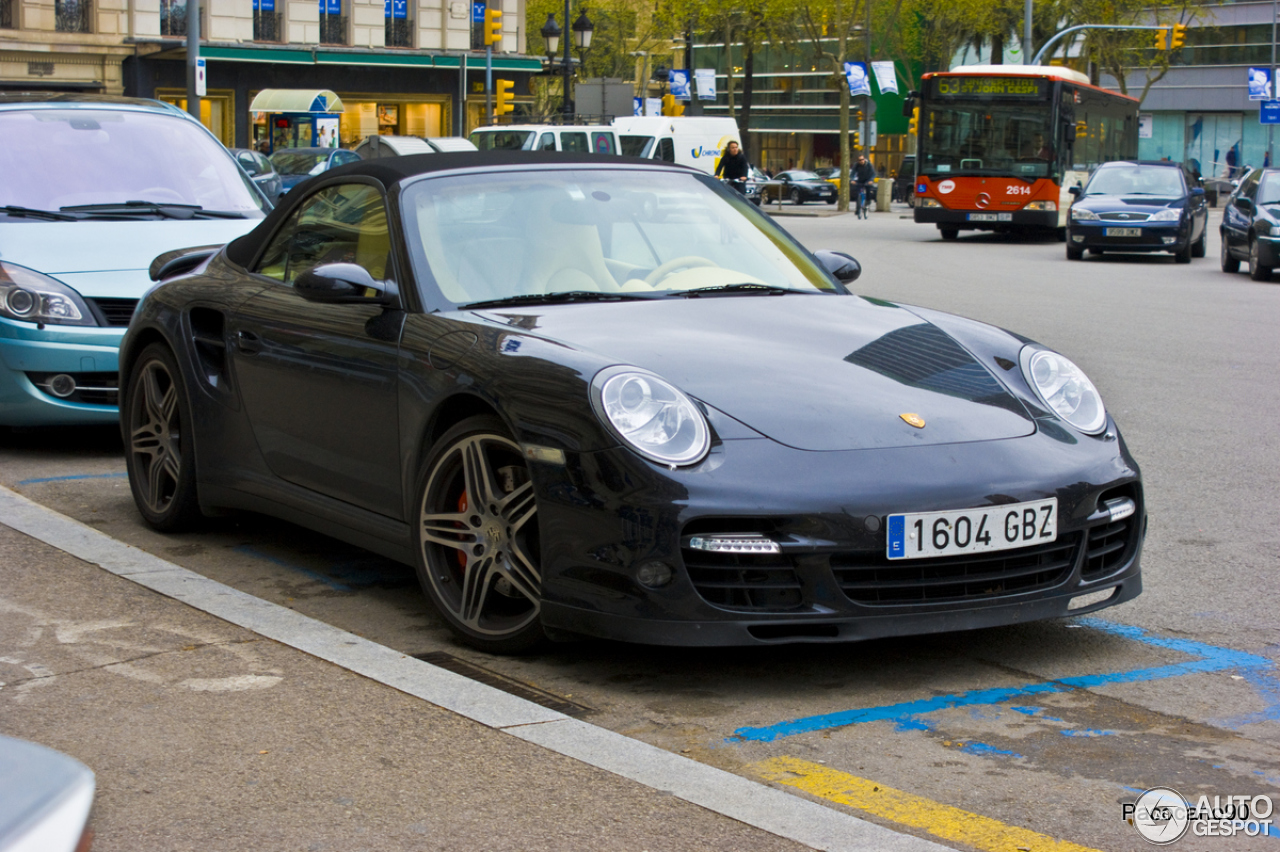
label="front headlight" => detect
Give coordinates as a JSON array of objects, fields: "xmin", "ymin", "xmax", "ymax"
[
  {"xmin": 1024, "ymin": 200, "xmax": 1057, "ymax": 211},
  {"xmin": 919, "ymin": 198, "xmax": 942, "ymax": 208},
  {"xmin": 1150, "ymin": 208, "xmax": 1181, "ymax": 222},
  {"xmin": 1020, "ymin": 347, "xmax": 1107, "ymax": 434},
  {"xmin": 0, "ymin": 262, "xmax": 96, "ymax": 326},
  {"xmin": 591, "ymin": 367, "xmax": 710, "ymax": 466},
  {"xmin": 1070, "ymin": 206, "xmax": 1098, "ymax": 221}
]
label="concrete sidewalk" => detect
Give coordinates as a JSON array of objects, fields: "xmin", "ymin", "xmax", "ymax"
[{"xmin": 0, "ymin": 492, "xmax": 948, "ymax": 852}]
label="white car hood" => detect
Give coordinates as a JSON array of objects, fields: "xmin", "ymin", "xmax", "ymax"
[{"xmin": 0, "ymin": 220, "xmax": 258, "ymax": 298}]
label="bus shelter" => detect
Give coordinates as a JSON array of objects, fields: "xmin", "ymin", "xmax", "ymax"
[{"xmin": 249, "ymin": 89, "xmax": 345, "ymax": 153}]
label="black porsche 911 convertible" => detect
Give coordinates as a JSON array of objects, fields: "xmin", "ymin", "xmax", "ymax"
[{"xmin": 120, "ymin": 152, "xmax": 1143, "ymax": 653}]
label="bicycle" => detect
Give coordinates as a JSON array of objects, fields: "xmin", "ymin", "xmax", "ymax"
[{"xmin": 854, "ymin": 182, "xmax": 871, "ymax": 219}]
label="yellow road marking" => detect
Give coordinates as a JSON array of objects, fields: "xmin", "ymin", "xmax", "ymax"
[{"xmin": 753, "ymin": 756, "xmax": 1105, "ymax": 852}]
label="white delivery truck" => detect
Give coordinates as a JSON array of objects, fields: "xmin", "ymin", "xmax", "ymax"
[{"xmin": 611, "ymin": 116, "xmax": 742, "ymax": 176}]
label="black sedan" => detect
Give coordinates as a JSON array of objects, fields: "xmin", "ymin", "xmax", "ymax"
[
  {"xmin": 121, "ymin": 153, "xmax": 1144, "ymax": 653},
  {"xmin": 1220, "ymin": 166, "xmax": 1280, "ymax": 281},
  {"xmin": 1066, "ymin": 160, "xmax": 1209, "ymax": 262},
  {"xmin": 763, "ymin": 170, "xmax": 838, "ymax": 205}
]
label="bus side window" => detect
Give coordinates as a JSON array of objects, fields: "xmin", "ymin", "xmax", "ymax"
[
  {"xmin": 538, "ymin": 132, "xmax": 557, "ymax": 151},
  {"xmin": 656, "ymin": 138, "xmax": 675, "ymax": 162}
]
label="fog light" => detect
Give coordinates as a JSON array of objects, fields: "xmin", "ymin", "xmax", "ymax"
[
  {"xmin": 1162, "ymin": 236, "xmax": 1177, "ymax": 245},
  {"xmin": 635, "ymin": 561, "xmax": 673, "ymax": 588},
  {"xmin": 685, "ymin": 533, "xmax": 781, "ymax": 554},
  {"xmin": 48, "ymin": 374, "xmax": 76, "ymax": 398},
  {"xmin": 1071, "ymin": 234, "xmax": 1084, "ymax": 243},
  {"xmin": 1068, "ymin": 587, "xmax": 1117, "ymax": 611},
  {"xmin": 1101, "ymin": 496, "xmax": 1135, "ymax": 522}
]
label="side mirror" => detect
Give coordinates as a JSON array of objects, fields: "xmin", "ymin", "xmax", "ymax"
[
  {"xmin": 1068, "ymin": 185, "xmax": 1082, "ymax": 197},
  {"xmin": 1190, "ymin": 187, "xmax": 1205, "ymax": 197},
  {"xmin": 294, "ymin": 263, "xmax": 398, "ymax": 306},
  {"xmin": 814, "ymin": 250, "xmax": 861, "ymax": 283},
  {"xmin": 237, "ymin": 155, "xmax": 261, "ymax": 177},
  {"xmin": 1236, "ymin": 197, "xmax": 1255, "ymax": 213}
]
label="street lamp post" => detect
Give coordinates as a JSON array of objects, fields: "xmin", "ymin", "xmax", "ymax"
[{"xmin": 541, "ymin": 5, "xmax": 592, "ymax": 120}]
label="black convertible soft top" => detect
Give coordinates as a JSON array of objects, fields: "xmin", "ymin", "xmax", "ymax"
[{"xmin": 225, "ymin": 151, "xmax": 681, "ymax": 268}]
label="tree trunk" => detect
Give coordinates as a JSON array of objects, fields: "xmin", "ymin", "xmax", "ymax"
[
  {"xmin": 993, "ymin": 33, "xmax": 1004, "ymax": 64},
  {"xmin": 724, "ymin": 20, "xmax": 735, "ymax": 120},
  {"xmin": 740, "ymin": 42, "xmax": 755, "ymax": 165}
]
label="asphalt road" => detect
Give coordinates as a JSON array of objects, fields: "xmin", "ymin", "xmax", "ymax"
[{"xmin": 2, "ymin": 209, "xmax": 1277, "ymax": 851}]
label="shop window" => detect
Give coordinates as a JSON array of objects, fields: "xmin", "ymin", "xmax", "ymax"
[
  {"xmin": 319, "ymin": 0, "xmax": 346, "ymax": 45},
  {"xmin": 158, "ymin": 91, "xmax": 234, "ymax": 147}
]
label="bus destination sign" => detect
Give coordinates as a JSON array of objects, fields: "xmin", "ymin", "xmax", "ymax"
[{"xmin": 931, "ymin": 76, "xmax": 1048, "ymax": 99}]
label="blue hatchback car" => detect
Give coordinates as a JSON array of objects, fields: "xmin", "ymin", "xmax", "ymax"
[{"xmin": 0, "ymin": 94, "xmax": 269, "ymax": 426}]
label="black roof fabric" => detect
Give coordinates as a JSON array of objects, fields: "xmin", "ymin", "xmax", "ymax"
[{"xmin": 224, "ymin": 151, "xmax": 683, "ymax": 269}]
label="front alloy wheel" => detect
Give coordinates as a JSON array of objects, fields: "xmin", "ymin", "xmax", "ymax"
[
  {"xmin": 1250, "ymin": 238, "xmax": 1272, "ymax": 281},
  {"xmin": 1221, "ymin": 233, "xmax": 1240, "ymax": 273},
  {"xmin": 415, "ymin": 416, "xmax": 544, "ymax": 653},
  {"xmin": 125, "ymin": 343, "xmax": 201, "ymax": 530}
]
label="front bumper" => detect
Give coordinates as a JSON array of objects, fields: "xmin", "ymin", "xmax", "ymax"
[
  {"xmin": 1253, "ymin": 233, "xmax": 1280, "ymax": 266},
  {"xmin": 1067, "ymin": 220, "xmax": 1187, "ymax": 253},
  {"xmin": 534, "ymin": 424, "xmax": 1144, "ymax": 646},
  {"xmin": 0, "ymin": 317, "xmax": 124, "ymax": 426},
  {"xmin": 914, "ymin": 206, "xmax": 1058, "ymax": 229}
]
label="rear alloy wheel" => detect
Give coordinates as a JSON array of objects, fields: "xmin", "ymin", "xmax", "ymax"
[
  {"xmin": 125, "ymin": 343, "xmax": 201, "ymax": 531},
  {"xmin": 790, "ymin": 188, "xmax": 804, "ymax": 205},
  {"xmin": 1191, "ymin": 228, "xmax": 1207, "ymax": 258},
  {"xmin": 1250, "ymin": 238, "xmax": 1272, "ymax": 281},
  {"xmin": 415, "ymin": 416, "xmax": 544, "ymax": 653},
  {"xmin": 1221, "ymin": 233, "xmax": 1240, "ymax": 273}
]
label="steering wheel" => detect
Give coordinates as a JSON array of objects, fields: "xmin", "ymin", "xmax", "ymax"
[
  {"xmin": 135, "ymin": 188, "xmax": 190, "ymax": 204},
  {"xmin": 644, "ymin": 256, "xmax": 718, "ymax": 287}
]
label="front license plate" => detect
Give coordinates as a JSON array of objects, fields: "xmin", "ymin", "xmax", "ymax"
[
  {"xmin": 1105, "ymin": 227, "xmax": 1142, "ymax": 237},
  {"xmin": 967, "ymin": 213, "xmax": 1013, "ymax": 222},
  {"xmin": 886, "ymin": 498, "xmax": 1058, "ymax": 560}
]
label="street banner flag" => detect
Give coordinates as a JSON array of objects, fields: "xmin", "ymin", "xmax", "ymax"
[
  {"xmin": 633, "ymin": 97, "xmax": 643, "ymax": 116},
  {"xmin": 669, "ymin": 70, "xmax": 691, "ymax": 101},
  {"xmin": 844, "ymin": 62, "xmax": 871, "ymax": 97},
  {"xmin": 1249, "ymin": 67, "xmax": 1272, "ymax": 101},
  {"xmin": 644, "ymin": 97, "xmax": 662, "ymax": 116},
  {"xmin": 871, "ymin": 61, "xmax": 898, "ymax": 94},
  {"xmin": 695, "ymin": 68, "xmax": 717, "ymax": 101}
]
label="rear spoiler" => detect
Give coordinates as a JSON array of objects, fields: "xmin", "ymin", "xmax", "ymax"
[{"xmin": 149, "ymin": 244, "xmax": 223, "ymax": 282}]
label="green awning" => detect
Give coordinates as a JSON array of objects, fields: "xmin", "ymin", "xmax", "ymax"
[
  {"xmin": 248, "ymin": 89, "xmax": 344, "ymax": 113},
  {"xmin": 316, "ymin": 52, "xmax": 435, "ymax": 68},
  {"xmin": 200, "ymin": 46, "xmax": 314, "ymax": 64}
]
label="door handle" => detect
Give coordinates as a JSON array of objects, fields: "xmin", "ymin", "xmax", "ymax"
[{"xmin": 236, "ymin": 330, "xmax": 262, "ymax": 355}]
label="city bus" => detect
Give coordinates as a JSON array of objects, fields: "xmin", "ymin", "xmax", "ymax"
[{"xmin": 909, "ymin": 65, "xmax": 1139, "ymax": 239}]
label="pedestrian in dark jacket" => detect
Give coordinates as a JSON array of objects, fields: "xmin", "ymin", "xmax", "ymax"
[{"xmin": 715, "ymin": 140, "xmax": 750, "ymax": 193}]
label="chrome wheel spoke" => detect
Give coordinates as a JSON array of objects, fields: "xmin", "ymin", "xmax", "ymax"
[
  {"xmin": 498, "ymin": 480, "xmax": 536, "ymax": 535},
  {"xmin": 142, "ymin": 364, "xmax": 168, "ymax": 425},
  {"xmin": 459, "ymin": 555, "xmax": 498, "ymax": 626},
  {"xmin": 130, "ymin": 423, "xmax": 162, "ymax": 456},
  {"xmin": 460, "ymin": 438, "xmax": 501, "ymax": 512},
  {"xmin": 503, "ymin": 545, "xmax": 541, "ymax": 600},
  {"xmin": 146, "ymin": 449, "xmax": 169, "ymax": 509},
  {"xmin": 420, "ymin": 512, "xmax": 477, "ymax": 553}
]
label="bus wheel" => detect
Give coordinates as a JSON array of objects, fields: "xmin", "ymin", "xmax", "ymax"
[{"xmin": 940, "ymin": 229, "xmax": 958, "ymax": 241}]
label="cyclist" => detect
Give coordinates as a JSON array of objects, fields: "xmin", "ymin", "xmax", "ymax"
[
  {"xmin": 715, "ymin": 140, "xmax": 750, "ymax": 195},
  {"xmin": 852, "ymin": 155, "xmax": 877, "ymax": 219}
]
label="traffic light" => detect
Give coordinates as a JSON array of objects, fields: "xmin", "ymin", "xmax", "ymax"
[
  {"xmin": 484, "ymin": 8, "xmax": 503, "ymax": 46},
  {"xmin": 662, "ymin": 94, "xmax": 684, "ymax": 117},
  {"xmin": 493, "ymin": 78, "xmax": 514, "ymax": 118},
  {"xmin": 1154, "ymin": 28, "xmax": 1168, "ymax": 50},
  {"xmin": 908, "ymin": 106, "xmax": 919, "ymax": 136},
  {"xmin": 1170, "ymin": 22, "xmax": 1186, "ymax": 49},
  {"xmin": 852, "ymin": 130, "xmax": 860, "ymax": 150}
]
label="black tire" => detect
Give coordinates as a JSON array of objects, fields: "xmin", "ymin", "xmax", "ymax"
[
  {"xmin": 1250, "ymin": 238, "xmax": 1272, "ymax": 281},
  {"xmin": 790, "ymin": 188, "xmax": 804, "ymax": 205},
  {"xmin": 826, "ymin": 197, "xmax": 836, "ymax": 205},
  {"xmin": 1174, "ymin": 237, "xmax": 1193, "ymax": 264},
  {"xmin": 414, "ymin": 415, "xmax": 545, "ymax": 654},
  {"xmin": 1066, "ymin": 244, "xmax": 1084, "ymax": 261},
  {"xmin": 1221, "ymin": 233, "xmax": 1240, "ymax": 273},
  {"xmin": 1191, "ymin": 227, "xmax": 1207, "ymax": 258},
  {"xmin": 940, "ymin": 229, "xmax": 959, "ymax": 241},
  {"xmin": 124, "ymin": 343, "xmax": 202, "ymax": 531}
]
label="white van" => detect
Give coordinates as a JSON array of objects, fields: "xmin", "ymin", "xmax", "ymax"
[
  {"xmin": 611, "ymin": 116, "xmax": 741, "ymax": 176},
  {"xmin": 468, "ymin": 124, "xmax": 620, "ymax": 155},
  {"xmin": 354, "ymin": 135, "xmax": 478, "ymax": 159}
]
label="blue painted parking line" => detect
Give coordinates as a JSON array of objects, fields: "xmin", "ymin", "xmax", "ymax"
[
  {"xmin": 730, "ymin": 619, "xmax": 1276, "ymax": 744},
  {"xmin": 17, "ymin": 472, "xmax": 128, "ymax": 486},
  {"xmin": 234, "ymin": 544, "xmax": 354, "ymax": 592}
]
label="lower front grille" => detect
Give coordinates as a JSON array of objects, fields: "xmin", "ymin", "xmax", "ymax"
[
  {"xmin": 25, "ymin": 371, "xmax": 119, "ymax": 406},
  {"xmin": 832, "ymin": 533, "xmax": 1081, "ymax": 606},
  {"xmin": 683, "ymin": 549, "xmax": 804, "ymax": 612},
  {"xmin": 1082, "ymin": 517, "xmax": 1137, "ymax": 580}
]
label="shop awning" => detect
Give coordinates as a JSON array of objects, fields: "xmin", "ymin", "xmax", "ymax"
[{"xmin": 248, "ymin": 89, "xmax": 344, "ymax": 114}]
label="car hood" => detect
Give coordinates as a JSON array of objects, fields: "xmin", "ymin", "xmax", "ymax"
[
  {"xmin": 0, "ymin": 220, "xmax": 257, "ymax": 298},
  {"xmin": 1075, "ymin": 195, "xmax": 1184, "ymax": 214},
  {"xmin": 476, "ymin": 296, "xmax": 1035, "ymax": 452}
]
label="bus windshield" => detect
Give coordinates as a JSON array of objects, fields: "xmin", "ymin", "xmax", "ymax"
[{"xmin": 920, "ymin": 102, "xmax": 1054, "ymax": 180}]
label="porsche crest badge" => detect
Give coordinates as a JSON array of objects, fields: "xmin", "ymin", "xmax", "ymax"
[{"xmin": 900, "ymin": 413, "xmax": 926, "ymax": 428}]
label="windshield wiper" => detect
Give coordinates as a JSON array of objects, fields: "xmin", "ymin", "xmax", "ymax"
[
  {"xmin": 460, "ymin": 290, "xmax": 661, "ymax": 310},
  {"xmin": 677, "ymin": 283, "xmax": 815, "ymax": 298},
  {"xmin": 59, "ymin": 201, "xmax": 248, "ymax": 219},
  {"xmin": 1, "ymin": 205, "xmax": 79, "ymax": 221}
]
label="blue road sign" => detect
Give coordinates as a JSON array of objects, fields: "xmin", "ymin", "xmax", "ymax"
[
  {"xmin": 472, "ymin": 1, "xmax": 485, "ymax": 22},
  {"xmin": 1262, "ymin": 100, "xmax": 1280, "ymax": 125}
]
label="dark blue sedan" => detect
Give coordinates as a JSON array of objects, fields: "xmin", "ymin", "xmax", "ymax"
[
  {"xmin": 1220, "ymin": 167, "xmax": 1280, "ymax": 281},
  {"xmin": 1065, "ymin": 161, "xmax": 1209, "ymax": 263},
  {"xmin": 269, "ymin": 147, "xmax": 362, "ymax": 196}
]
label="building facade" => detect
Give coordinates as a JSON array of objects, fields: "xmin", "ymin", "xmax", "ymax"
[{"xmin": 0, "ymin": 0, "xmax": 540, "ymax": 147}]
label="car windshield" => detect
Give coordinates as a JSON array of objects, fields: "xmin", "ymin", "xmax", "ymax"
[
  {"xmin": 469, "ymin": 130, "xmax": 536, "ymax": 151},
  {"xmin": 402, "ymin": 169, "xmax": 840, "ymax": 307},
  {"xmin": 0, "ymin": 108, "xmax": 269, "ymax": 215},
  {"xmin": 788, "ymin": 171, "xmax": 822, "ymax": 180},
  {"xmin": 920, "ymin": 102, "xmax": 1053, "ymax": 178},
  {"xmin": 1085, "ymin": 166, "xmax": 1183, "ymax": 196},
  {"xmin": 1258, "ymin": 174, "xmax": 1280, "ymax": 206},
  {"xmin": 271, "ymin": 152, "xmax": 331, "ymax": 175}
]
